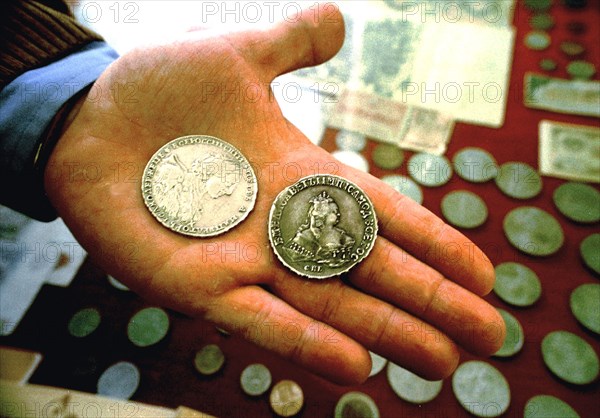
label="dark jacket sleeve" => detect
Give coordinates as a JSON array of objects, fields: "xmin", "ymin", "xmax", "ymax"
[
  {"xmin": 0, "ymin": 0, "xmax": 103, "ymax": 89},
  {"xmin": 0, "ymin": 1, "xmax": 118, "ymax": 221}
]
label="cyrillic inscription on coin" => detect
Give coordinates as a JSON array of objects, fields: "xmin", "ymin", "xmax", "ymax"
[
  {"xmin": 268, "ymin": 175, "xmax": 377, "ymax": 279},
  {"xmin": 142, "ymin": 135, "xmax": 257, "ymax": 237}
]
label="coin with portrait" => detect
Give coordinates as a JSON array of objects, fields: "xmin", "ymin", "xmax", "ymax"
[
  {"xmin": 268, "ymin": 174, "xmax": 377, "ymax": 279},
  {"xmin": 142, "ymin": 135, "xmax": 257, "ymax": 237}
]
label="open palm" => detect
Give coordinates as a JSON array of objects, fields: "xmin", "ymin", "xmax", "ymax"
[{"xmin": 44, "ymin": 5, "xmax": 504, "ymax": 385}]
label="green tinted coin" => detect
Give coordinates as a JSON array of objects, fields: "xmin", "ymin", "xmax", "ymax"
[
  {"xmin": 127, "ymin": 307, "xmax": 170, "ymax": 347},
  {"xmin": 194, "ymin": 344, "xmax": 225, "ymax": 375},
  {"xmin": 68, "ymin": 307, "xmax": 101, "ymax": 338},
  {"xmin": 335, "ymin": 130, "xmax": 367, "ymax": 152},
  {"xmin": 495, "ymin": 162, "xmax": 543, "ymax": 199},
  {"xmin": 524, "ymin": 395, "xmax": 580, "ymax": 418},
  {"xmin": 530, "ymin": 14, "xmax": 555, "ymax": 30},
  {"xmin": 553, "ymin": 182, "xmax": 600, "ymax": 223},
  {"xmin": 567, "ymin": 60, "xmax": 596, "ymax": 80},
  {"xmin": 525, "ymin": 31, "xmax": 551, "ymax": 50},
  {"xmin": 525, "ymin": 0, "xmax": 552, "ymax": 11},
  {"xmin": 240, "ymin": 363, "xmax": 272, "ymax": 396},
  {"xmin": 539, "ymin": 58, "xmax": 557, "ymax": 71},
  {"xmin": 334, "ymin": 392, "xmax": 379, "ymax": 418},
  {"xmin": 561, "ymin": 41, "xmax": 585, "ymax": 57},
  {"xmin": 368, "ymin": 351, "xmax": 387, "ymax": 377},
  {"xmin": 541, "ymin": 330, "xmax": 599, "ymax": 384},
  {"xmin": 408, "ymin": 153, "xmax": 453, "ymax": 187},
  {"xmin": 494, "ymin": 309, "xmax": 524, "ymax": 358},
  {"xmin": 570, "ymin": 283, "xmax": 600, "ymax": 334},
  {"xmin": 331, "ymin": 150, "xmax": 369, "ymax": 173},
  {"xmin": 452, "ymin": 147, "xmax": 498, "ymax": 183},
  {"xmin": 387, "ymin": 362, "xmax": 443, "ymax": 404},
  {"xmin": 494, "ymin": 262, "xmax": 542, "ymax": 307},
  {"xmin": 580, "ymin": 233, "xmax": 600, "ymax": 274},
  {"xmin": 441, "ymin": 190, "xmax": 488, "ymax": 229},
  {"xmin": 270, "ymin": 380, "xmax": 304, "ymax": 417},
  {"xmin": 372, "ymin": 143, "xmax": 404, "ymax": 170},
  {"xmin": 503, "ymin": 207, "xmax": 564, "ymax": 256},
  {"xmin": 97, "ymin": 361, "xmax": 140, "ymax": 400},
  {"xmin": 381, "ymin": 175, "xmax": 423, "ymax": 204},
  {"xmin": 452, "ymin": 361, "xmax": 510, "ymax": 417}
]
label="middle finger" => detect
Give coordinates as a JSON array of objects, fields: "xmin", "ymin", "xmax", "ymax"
[{"xmin": 347, "ymin": 237, "xmax": 505, "ymax": 357}]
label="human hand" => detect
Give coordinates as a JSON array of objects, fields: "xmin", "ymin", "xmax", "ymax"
[{"xmin": 44, "ymin": 3, "xmax": 504, "ymax": 385}]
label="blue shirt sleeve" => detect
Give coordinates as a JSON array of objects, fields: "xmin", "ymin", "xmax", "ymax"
[{"xmin": 0, "ymin": 41, "xmax": 119, "ymax": 221}]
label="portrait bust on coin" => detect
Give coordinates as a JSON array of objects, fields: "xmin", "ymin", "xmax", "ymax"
[
  {"xmin": 154, "ymin": 152, "xmax": 240, "ymax": 223},
  {"xmin": 142, "ymin": 135, "xmax": 257, "ymax": 237},
  {"xmin": 284, "ymin": 191, "xmax": 356, "ymax": 268},
  {"xmin": 269, "ymin": 174, "xmax": 377, "ymax": 279}
]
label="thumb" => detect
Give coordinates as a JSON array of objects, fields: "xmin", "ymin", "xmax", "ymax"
[{"xmin": 227, "ymin": 2, "xmax": 346, "ymax": 82}]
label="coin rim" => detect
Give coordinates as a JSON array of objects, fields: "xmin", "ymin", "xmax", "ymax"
[
  {"xmin": 386, "ymin": 362, "xmax": 443, "ymax": 404},
  {"xmin": 240, "ymin": 363, "xmax": 272, "ymax": 396},
  {"xmin": 570, "ymin": 283, "xmax": 600, "ymax": 334},
  {"xmin": 493, "ymin": 262, "xmax": 542, "ymax": 307},
  {"xmin": 97, "ymin": 361, "xmax": 141, "ymax": 400},
  {"xmin": 127, "ymin": 307, "xmax": 170, "ymax": 347},
  {"xmin": 451, "ymin": 360, "xmax": 511, "ymax": 417},
  {"xmin": 553, "ymin": 182, "xmax": 600, "ymax": 223},
  {"xmin": 380, "ymin": 175, "xmax": 424, "ymax": 205},
  {"xmin": 334, "ymin": 391, "xmax": 380, "ymax": 418},
  {"xmin": 407, "ymin": 153, "xmax": 453, "ymax": 187},
  {"xmin": 503, "ymin": 206, "xmax": 564, "ymax": 256},
  {"xmin": 440, "ymin": 190, "xmax": 489, "ymax": 229},
  {"xmin": 268, "ymin": 174, "xmax": 378, "ymax": 279},
  {"xmin": 541, "ymin": 330, "xmax": 600, "ymax": 385},
  {"xmin": 141, "ymin": 135, "xmax": 258, "ymax": 237},
  {"xmin": 452, "ymin": 147, "xmax": 498, "ymax": 183},
  {"xmin": 495, "ymin": 162, "xmax": 543, "ymax": 200}
]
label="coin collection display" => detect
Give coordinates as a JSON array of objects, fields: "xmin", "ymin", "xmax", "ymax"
[{"xmin": 0, "ymin": 1, "xmax": 598, "ymax": 417}]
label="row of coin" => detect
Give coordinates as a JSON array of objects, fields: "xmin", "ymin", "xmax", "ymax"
[
  {"xmin": 331, "ymin": 131, "xmax": 598, "ymax": 416},
  {"xmin": 67, "ymin": 275, "xmax": 597, "ymax": 417},
  {"xmin": 335, "ymin": 131, "xmax": 600, "ymax": 261},
  {"xmin": 524, "ymin": 0, "xmax": 596, "ymax": 78}
]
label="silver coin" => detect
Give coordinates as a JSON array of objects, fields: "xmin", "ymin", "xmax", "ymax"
[
  {"xmin": 97, "ymin": 361, "xmax": 140, "ymax": 400},
  {"xmin": 142, "ymin": 135, "xmax": 257, "ymax": 237},
  {"xmin": 268, "ymin": 175, "xmax": 378, "ymax": 279},
  {"xmin": 240, "ymin": 363, "xmax": 272, "ymax": 396},
  {"xmin": 335, "ymin": 130, "xmax": 367, "ymax": 152},
  {"xmin": 368, "ymin": 351, "xmax": 387, "ymax": 377},
  {"xmin": 386, "ymin": 362, "xmax": 443, "ymax": 404},
  {"xmin": 381, "ymin": 175, "xmax": 423, "ymax": 205}
]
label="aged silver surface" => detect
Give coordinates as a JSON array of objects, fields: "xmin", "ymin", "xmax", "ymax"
[
  {"xmin": 268, "ymin": 174, "xmax": 377, "ymax": 279},
  {"xmin": 142, "ymin": 135, "xmax": 257, "ymax": 237}
]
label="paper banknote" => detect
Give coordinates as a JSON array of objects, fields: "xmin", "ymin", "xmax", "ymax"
[
  {"xmin": 292, "ymin": 3, "xmax": 515, "ymax": 128},
  {"xmin": 539, "ymin": 120, "xmax": 600, "ymax": 183},
  {"xmin": 525, "ymin": 73, "xmax": 600, "ymax": 118},
  {"xmin": 400, "ymin": 105, "xmax": 455, "ymax": 155},
  {"xmin": 328, "ymin": 90, "xmax": 454, "ymax": 155}
]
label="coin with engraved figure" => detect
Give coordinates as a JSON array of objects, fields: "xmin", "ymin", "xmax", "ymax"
[
  {"xmin": 268, "ymin": 175, "xmax": 377, "ymax": 279},
  {"xmin": 142, "ymin": 135, "xmax": 257, "ymax": 237}
]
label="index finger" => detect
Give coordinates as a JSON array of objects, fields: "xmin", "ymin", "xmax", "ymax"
[{"xmin": 343, "ymin": 167, "xmax": 495, "ymax": 296}]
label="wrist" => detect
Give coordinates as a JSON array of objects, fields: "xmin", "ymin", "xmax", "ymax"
[{"xmin": 35, "ymin": 86, "xmax": 90, "ymax": 176}]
